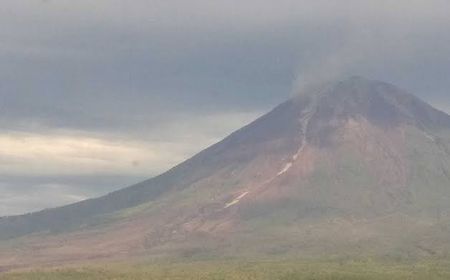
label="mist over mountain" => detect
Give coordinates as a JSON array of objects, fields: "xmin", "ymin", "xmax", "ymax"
[{"xmin": 1, "ymin": 77, "xmax": 450, "ymax": 267}]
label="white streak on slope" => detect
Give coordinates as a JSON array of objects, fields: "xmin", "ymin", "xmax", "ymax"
[
  {"xmin": 423, "ymin": 131, "xmax": 435, "ymax": 142},
  {"xmin": 224, "ymin": 191, "xmax": 249, "ymax": 208},
  {"xmin": 276, "ymin": 108, "xmax": 315, "ymax": 177}
]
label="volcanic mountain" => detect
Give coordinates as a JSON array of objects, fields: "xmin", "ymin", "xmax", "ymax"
[{"xmin": 1, "ymin": 77, "xmax": 450, "ymax": 266}]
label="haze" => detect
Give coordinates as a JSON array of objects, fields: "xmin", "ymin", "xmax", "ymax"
[{"xmin": 1, "ymin": 0, "xmax": 450, "ymax": 216}]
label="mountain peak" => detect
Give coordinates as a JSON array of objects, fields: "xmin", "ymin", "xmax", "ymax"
[
  {"xmin": 300, "ymin": 76, "xmax": 400, "ymax": 99},
  {"xmin": 1, "ymin": 77, "xmax": 450, "ymax": 265},
  {"xmin": 293, "ymin": 76, "xmax": 450, "ymax": 130}
]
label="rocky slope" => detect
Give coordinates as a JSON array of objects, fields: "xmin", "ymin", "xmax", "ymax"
[{"xmin": 1, "ymin": 77, "xmax": 450, "ymax": 266}]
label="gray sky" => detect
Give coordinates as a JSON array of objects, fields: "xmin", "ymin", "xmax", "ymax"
[{"xmin": 1, "ymin": 0, "xmax": 449, "ymax": 215}]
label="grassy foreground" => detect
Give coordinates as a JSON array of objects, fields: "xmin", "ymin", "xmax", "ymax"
[{"xmin": 2, "ymin": 260, "xmax": 450, "ymax": 280}]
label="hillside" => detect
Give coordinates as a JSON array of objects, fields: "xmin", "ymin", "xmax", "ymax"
[{"xmin": 1, "ymin": 76, "xmax": 450, "ymax": 267}]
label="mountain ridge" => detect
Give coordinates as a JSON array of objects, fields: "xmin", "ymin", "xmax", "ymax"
[{"xmin": 1, "ymin": 77, "xmax": 450, "ymax": 266}]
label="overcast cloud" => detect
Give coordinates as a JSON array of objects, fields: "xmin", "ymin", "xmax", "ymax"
[{"xmin": 1, "ymin": 0, "xmax": 449, "ymax": 215}]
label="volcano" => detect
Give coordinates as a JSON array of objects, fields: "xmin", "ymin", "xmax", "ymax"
[{"xmin": 1, "ymin": 77, "xmax": 450, "ymax": 266}]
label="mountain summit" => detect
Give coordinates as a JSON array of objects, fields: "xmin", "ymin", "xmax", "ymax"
[{"xmin": 1, "ymin": 77, "xmax": 450, "ymax": 266}]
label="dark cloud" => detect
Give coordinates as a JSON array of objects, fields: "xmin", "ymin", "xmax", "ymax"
[
  {"xmin": 0, "ymin": 0, "xmax": 449, "ymax": 215},
  {"xmin": 2, "ymin": 1, "xmax": 448, "ymax": 132}
]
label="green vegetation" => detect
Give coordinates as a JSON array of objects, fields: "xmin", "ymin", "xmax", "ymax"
[{"xmin": 3, "ymin": 260, "xmax": 450, "ymax": 280}]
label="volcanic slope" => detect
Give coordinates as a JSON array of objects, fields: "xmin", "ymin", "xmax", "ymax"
[{"xmin": 1, "ymin": 76, "xmax": 450, "ymax": 266}]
